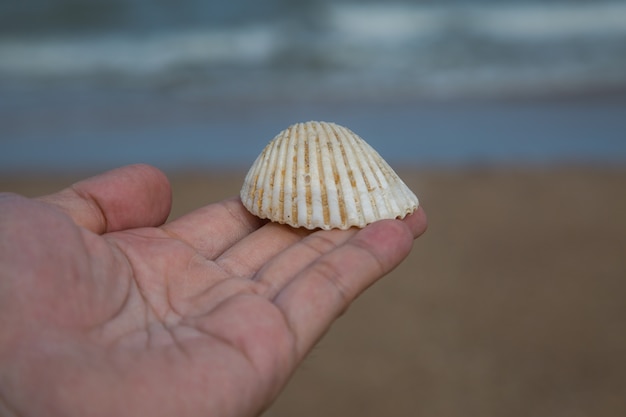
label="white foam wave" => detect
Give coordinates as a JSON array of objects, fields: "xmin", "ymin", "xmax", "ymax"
[
  {"xmin": 1, "ymin": 1, "xmax": 625, "ymax": 98},
  {"xmin": 329, "ymin": 4, "xmax": 444, "ymax": 43},
  {"xmin": 330, "ymin": 2, "xmax": 626, "ymax": 43},
  {"xmin": 473, "ymin": 2, "xmax": 626, "ymax": 39},
  {"xmin": 0, "ymin": 25, "xmax": 278, "ymax": 77}
]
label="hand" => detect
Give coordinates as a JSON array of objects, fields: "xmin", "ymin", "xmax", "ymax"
[{"xmin": 0, "ymin": 164, "xmax": 427, "ymax": 417}]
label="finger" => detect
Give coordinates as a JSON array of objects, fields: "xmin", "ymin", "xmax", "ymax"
[
  {"xmin": 249, "ymin": 227, "xmax": 359, "ymax": 295},
  {"xmin": 213, "ymin": 221, "xmax": 311, "ymax": 278},
  {"xmin": 403, "ymin": 206, "xmax": 428, "ymax": 238},
  {"xmin": 161, "ymin": 197, "xmax": 270, "ymax": 260},
  {"xmin": 228, "ymin": 204, "xmax": 426, "ymax": 283},
  {"xmin": 210, "ymin": 206, "xmax": 425, "ymax": 293},
  {"xmin": 252, "ymin": 206, "xmax": 425, "ymax": 297},
  {"xmin": 38, "ymin": 164, "xmax": 171, "ymax": 234},
  {"xmin": 179, "ymin": 222, "xmax": 312, "ymax": 316},
  {"xmin": 184, "ymin": 208, "xmax": 425, "ymax": 320},
  {"xmin": 179, "ymin": 222, "xmax": 347, "ymax": 318},
  {"xmin": 274, "ymin": 210, "xmax": 426, "ymax": 359}
]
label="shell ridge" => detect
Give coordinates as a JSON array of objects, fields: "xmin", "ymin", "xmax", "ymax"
[
  {"xmin": 383, "ymin": 164, "xmax": 418, "ymax": 217},
  {"xmin": 320, "ymin": 125, "xmax": 343, "ymax": 229},
  {"xmin": 271, "ymin": 128, "xmax": 290, "ymax": 222},
  {"xmin": 296, "ymin": 123, "xmax": 309, "ymax": 227},
  {"xmin": 337, "ymin": 124, "xmax": 374, "ymax": 227},
  {"xmin": 311, "ymin": 127, "xmax": 330, "ymax": 227},
  {"xmin": 334, "ymin": 123, "xmax": 365, "ymax": 227},
  {"xmin": 326, "ymin": 123, "xmax": 353, "ymax": 229},
  {"xmin": 364, "ymin": 138, "xmax": 412, "ymax": 218},
  {"xmin": 303, "ymin": 123, "xmax": 314, "ymax": 227},
  {"xmin": 263, "ymin": 137, "xmax": 281, "ymax": 212},
  {"xmin": 285, "ymin": 125, "xmax": 298, "ymax": 226},
  {"xmin": 345, "ymin": 124, "xmax": 380, "ymax": 226},
  {"xmin": 349, "ymin": 130, "xmax": 381, "ymax": 223},
  {"xmin": 399, "ymin": 177, "xmax": 419, "ymax": 216},
  {"xmin": 369, "ymin": 145, "xmax": 399, "ymax": 218},
  {"xmin": 263, "ymin": 132, "xmax": 282, "ymax": 218},
  {"xmin": 252, "ymin": 143, "xmax": 271, "ymax": 216}
]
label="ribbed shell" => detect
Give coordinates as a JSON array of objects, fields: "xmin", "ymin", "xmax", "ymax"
[{"xmin": 240, "ymin": 121, "xmax": 419, "ymax": 230}]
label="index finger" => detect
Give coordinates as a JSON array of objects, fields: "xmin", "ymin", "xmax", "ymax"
[{"xmin": 161, "ymin": 197, "xmax": 268, "ymax": 259}]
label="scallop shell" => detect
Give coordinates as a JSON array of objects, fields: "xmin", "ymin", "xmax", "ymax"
[{"xmin": 240, "ymin": 121, "xmax": 419, "ymax": 230}]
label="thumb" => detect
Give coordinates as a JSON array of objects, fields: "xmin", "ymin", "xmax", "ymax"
[{"xmin": 38, "ymin": 164, "xmax": 172, "ymax": 234}]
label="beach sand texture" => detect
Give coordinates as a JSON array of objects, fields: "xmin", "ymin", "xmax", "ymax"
[{"xmin": 2, "ymin": 166, "xmax": 625, "ymax": 416}]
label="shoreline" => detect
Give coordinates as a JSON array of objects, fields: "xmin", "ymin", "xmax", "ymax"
[{"xmin": 3, "ymin": 93, "xmax": 626, "ymax": 175}]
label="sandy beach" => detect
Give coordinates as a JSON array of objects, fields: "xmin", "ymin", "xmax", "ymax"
[{"xmin": 2, "ymin": 165, "xmax": 625, "ymax": 416}]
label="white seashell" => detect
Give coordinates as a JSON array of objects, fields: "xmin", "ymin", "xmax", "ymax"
[{"xmin": 240, "ymin": 121, "xmax": 419, "ymax": 230}]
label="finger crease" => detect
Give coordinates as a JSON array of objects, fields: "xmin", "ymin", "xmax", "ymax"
[
  {"xmin": 70, "ymin": 185, "xmax": 108, "ymax": 232},
  {"xmin": 310, "ymin": 258, "xmax": 352, "ymax": 306},
  {"xmin": 160, "ymin": 226, "xmax": 196, "ymax": 252},
  {"xmin": 224, "ymin": 201, "xmax": 259, "ymax": 234},
  {"xmin": 300, "ymin": 233, "xmax": 340, "ymax": 257},
  {"xmin": 347, "ymin": 239, "xmax": 387, "ymax": 277},
  {"xmin": 191, "ymin": 324, "xmax": 262, "ymax": 376},
  {"xmin": 90, "ymin": 238, "xmax": 135, "ymax": 329},
  {"xmin": 162, "ymin": 324, "xmax": 192, "ymax": 360},
  {"xmin": 106, "ymin": 239, "xmax": 160, "ymax": 334}
]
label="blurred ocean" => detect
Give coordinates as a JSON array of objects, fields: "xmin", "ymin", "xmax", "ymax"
[{"xmin": 1, "ymin": 0, "xmax": 626, "ymax": 173}]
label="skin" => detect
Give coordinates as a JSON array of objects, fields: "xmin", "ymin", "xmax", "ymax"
[{"xmin": 0, "ymin": 164, "xmax": 427, "ymax": 417}]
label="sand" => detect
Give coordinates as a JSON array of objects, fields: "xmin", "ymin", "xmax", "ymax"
[{"xmin": 2, "ymin": 166, "xmax": 625, "ymax": 416}]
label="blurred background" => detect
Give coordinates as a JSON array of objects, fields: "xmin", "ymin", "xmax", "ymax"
[
  {"xmin": 2, "ymin": 0, "xmax": 626, "ymax": 171},
  {"xmin": 1, "ymin": 0, "xmax": 625, "ymax": 416}
]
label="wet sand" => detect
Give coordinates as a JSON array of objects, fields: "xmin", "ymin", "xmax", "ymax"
[{"xmin": 2, "ymin": 166, "xmax": 625, "ymax": 416}]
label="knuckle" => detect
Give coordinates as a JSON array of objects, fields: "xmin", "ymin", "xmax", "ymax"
[
  {"xmin": 310, "ymin": 258, "xmax": 351, "ymax": 305},
  {"xmin": 301, "ymin": 233, "xmax": 339, "ymax": 257}
]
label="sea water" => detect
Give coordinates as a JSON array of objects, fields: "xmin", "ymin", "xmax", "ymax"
[{"xmin": 1, "ymin": 0, "xmax": 626, "ymax": 173}]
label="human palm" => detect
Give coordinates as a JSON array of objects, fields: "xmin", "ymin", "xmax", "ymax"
[{"xmin": 0, "ymin": 164, "xmax": 426, "ymax": 417}]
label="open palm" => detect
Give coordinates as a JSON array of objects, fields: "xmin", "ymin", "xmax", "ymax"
[{"xmin": 0, "ymin": 164, "xmax": 426, "ymax": 417}]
